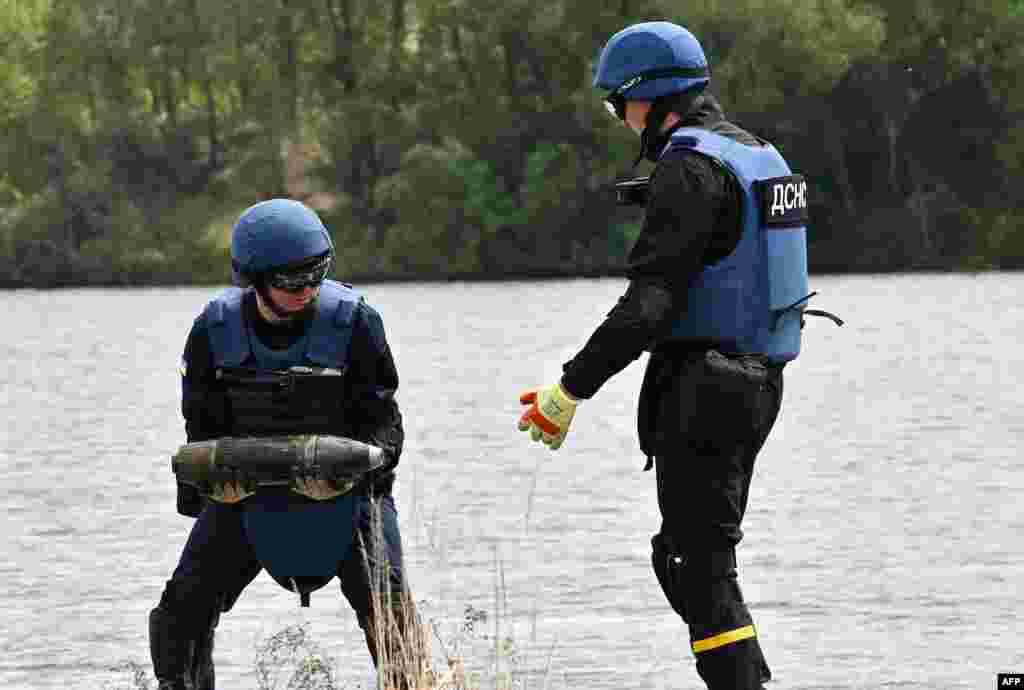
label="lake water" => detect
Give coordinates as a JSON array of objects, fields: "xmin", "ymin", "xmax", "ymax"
[{"xmin": 2, "ymin": 273, "xmax": 1022, "ymax": 690}]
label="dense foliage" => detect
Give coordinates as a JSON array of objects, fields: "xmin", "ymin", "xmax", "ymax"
[{"xmin": 1, "ymin": 0, "xmax": 1021, "ymax": 286}]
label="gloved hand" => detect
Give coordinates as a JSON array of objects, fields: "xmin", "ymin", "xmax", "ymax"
[
  {"xmin": 207, "ymin": 480, "xmax": 255, "ymax": 504},
  {"xmin": 291, "ymin": 477, "xmax": 354, "ymax": 501},
  {"xmin": 518, "ymin": 382, "xmax": 579, "ymax": 450}
]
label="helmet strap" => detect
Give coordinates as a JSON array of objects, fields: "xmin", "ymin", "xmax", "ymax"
[
  {"xmin": 633, "ymin": 89, "xmax": 705, "ymax": 168},
  {"xmin": 631, "ymin": 127, "xmax": 648, "ymax": 170},
  {"xmin": 631, "ymin": 113, "xmax": 668, "ymax": 170}
]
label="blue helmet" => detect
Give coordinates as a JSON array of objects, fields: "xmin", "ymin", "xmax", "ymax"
[
  {"xmin": 230, "ymin": 198, "xmax": 335, "ymax": 286},
  {"xmin": 593, "ymin": 21, "xmax": 710, "ymax": 102}
]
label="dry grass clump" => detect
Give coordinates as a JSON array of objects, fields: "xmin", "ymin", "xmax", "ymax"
[
  {"xmin": 103, "ymin": 587, "xmax": 531, "ymax": 690},
  {"xmin": 360, "ymin": 496, "xmax": 464, "ymax": 690},
  {"xmin": 102, "ymin": 661, "xmax": 153, "ymax": 690},
  {"xmin": 253, "ymin": 622, "xmax": 339, "ymax": 690}
]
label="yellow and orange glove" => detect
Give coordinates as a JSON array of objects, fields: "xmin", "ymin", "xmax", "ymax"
[{"xmin": 518, "ymin": 382, "xmax": 579, "ymax": 450}]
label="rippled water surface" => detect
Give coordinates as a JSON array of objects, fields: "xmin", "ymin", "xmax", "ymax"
[{"xmin": 2, "ymin": 273, "xmax": 1022, "ymax": 689}]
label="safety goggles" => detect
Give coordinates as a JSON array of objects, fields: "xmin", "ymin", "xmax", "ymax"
[
  {"xmin": 267, "ymin": 254, "xmax": 332, "ymax": 292},
  {"xmin": 602, "ymin": 66, "xmax": 711, "ymax": 120}
]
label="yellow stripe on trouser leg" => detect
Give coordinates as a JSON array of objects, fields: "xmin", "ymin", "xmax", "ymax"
[{"xmin": 692, "ymin": 625, "xmax": 756, "ymax": 653}]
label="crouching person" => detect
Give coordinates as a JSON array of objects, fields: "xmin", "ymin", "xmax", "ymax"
[{"xmin": 150, "ymin": 199, "xmax": 427, "ymax": 690}]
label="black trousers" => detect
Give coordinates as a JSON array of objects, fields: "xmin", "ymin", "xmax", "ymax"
[
  {"xmin": 641, "ymin": 349, "xmax": 783, "ymax": 690},
  {"xmin": 150, "ymin": 493, "xmax": 413, "ymax": 689}
]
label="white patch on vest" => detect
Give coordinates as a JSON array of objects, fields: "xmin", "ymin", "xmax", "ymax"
[{"xmin": 770, "ymin": 180, "xmax": 808, "ymax": 217}]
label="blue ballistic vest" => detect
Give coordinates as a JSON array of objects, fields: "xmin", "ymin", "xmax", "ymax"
[
  {"xmin": 201, "ymin": 280, "xmax": 363, "ymax": 596},
  {"xmin": 660, "ymin": 128, "xmax": 811, "ymax": 363},
  {"xmin": 205, "ymin": 279, "xmax": 361, "ymax": 369}
]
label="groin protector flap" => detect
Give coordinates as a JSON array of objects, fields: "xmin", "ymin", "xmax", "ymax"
[{"xmin": 242, "ymin": 491, "xmax": 358, "ymax": 577}]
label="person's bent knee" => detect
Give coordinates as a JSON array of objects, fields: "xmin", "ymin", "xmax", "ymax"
[
  {"xmin": 651, "ymin": 532, "xmax": 691, "ymax": 621},
  {"xmin": 651, "ymin": 536, "xmax": 749, "ymax": 625},
  {"xmin": 158, "ymin": 578, "xmax": 224, "ymax": 628}
]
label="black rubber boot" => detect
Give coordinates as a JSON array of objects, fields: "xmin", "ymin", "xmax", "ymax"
[{"xmin": 149, "ymin": 606, "xmax": 200, "ymax": 690}]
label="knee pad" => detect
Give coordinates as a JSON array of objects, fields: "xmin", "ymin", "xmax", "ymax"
[
  {"xmin": 651, "ymin": 533, "xmax": 690, "ymax": 621},
  {"xmin": 652, "ymin": 537, "xmax": 744, "ymax": 624}
]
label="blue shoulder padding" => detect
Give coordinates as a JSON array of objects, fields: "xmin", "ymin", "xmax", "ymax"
[
  {"xmin": 305, "ymin": 281, "xmax": 361, "ymax": 368},
  {"xmin": 204, "ymin": 287, "xmax": 249, "ymax": 367},
  {"xmin": 202, "ymin": 281, "xmax": 362, "ymax": 369}
]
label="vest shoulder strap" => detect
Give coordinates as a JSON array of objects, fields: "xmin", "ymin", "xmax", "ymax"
[
  {"xmin": 305, "ymin": 280, "xmax": 362, "ymax": 368},
  {"xmin": 665, "ymin": 127, "xmax": 792, "ymax": 184},
  {"xmin": 203, "ymin": 283, "xmax": 362, "ymax": 369},
  {"xmin": 204, "ymin": 287, "xmax": 249, "ymax": 367},
  {"xmin": 666, "ymin": 127, "xmax": 738, "ymax": 160}
]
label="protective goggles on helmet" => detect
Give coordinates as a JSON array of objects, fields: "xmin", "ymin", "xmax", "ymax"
[
  {"xmin": 602, "ymin": 66, "xmax": 711, "ymax": 120},
  {"xmin": 266, "ymin": 253, "xmax": 332, "ymax": 292}
]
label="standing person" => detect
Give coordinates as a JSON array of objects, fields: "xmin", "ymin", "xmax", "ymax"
[
  {"xmin": 517, "ymin": 21, "xmax": 838, "ymax": 690},
  {"xmin": 150, "ymin": 198, "xmax": 425, "ymax": 690}
]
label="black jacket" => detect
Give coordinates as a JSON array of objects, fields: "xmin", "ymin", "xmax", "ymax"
[
  {"xmin": 560, "ymin": 94, "xmax": 760, "ymax": 400},
  {"xmin": 176, "ymin": 289, "xmax": 403, "ymax": 515}
]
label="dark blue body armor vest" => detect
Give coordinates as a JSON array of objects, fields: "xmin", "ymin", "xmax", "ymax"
[
  {"xmin": 199, "ymin": 280, "xmax": 364, "ymax": 594},
  {"xmin": 205, "ymin": 279, "xmax": 360, "ymax": 369}
]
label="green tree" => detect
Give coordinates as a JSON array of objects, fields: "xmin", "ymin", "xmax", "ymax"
[
  {"xmin": 687, "ymin": 0, "xmax": 885, "ymax": 111},
  {"xmin": 2, "ymin": 0, "xmax": 1023, "ymax": 284}
]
